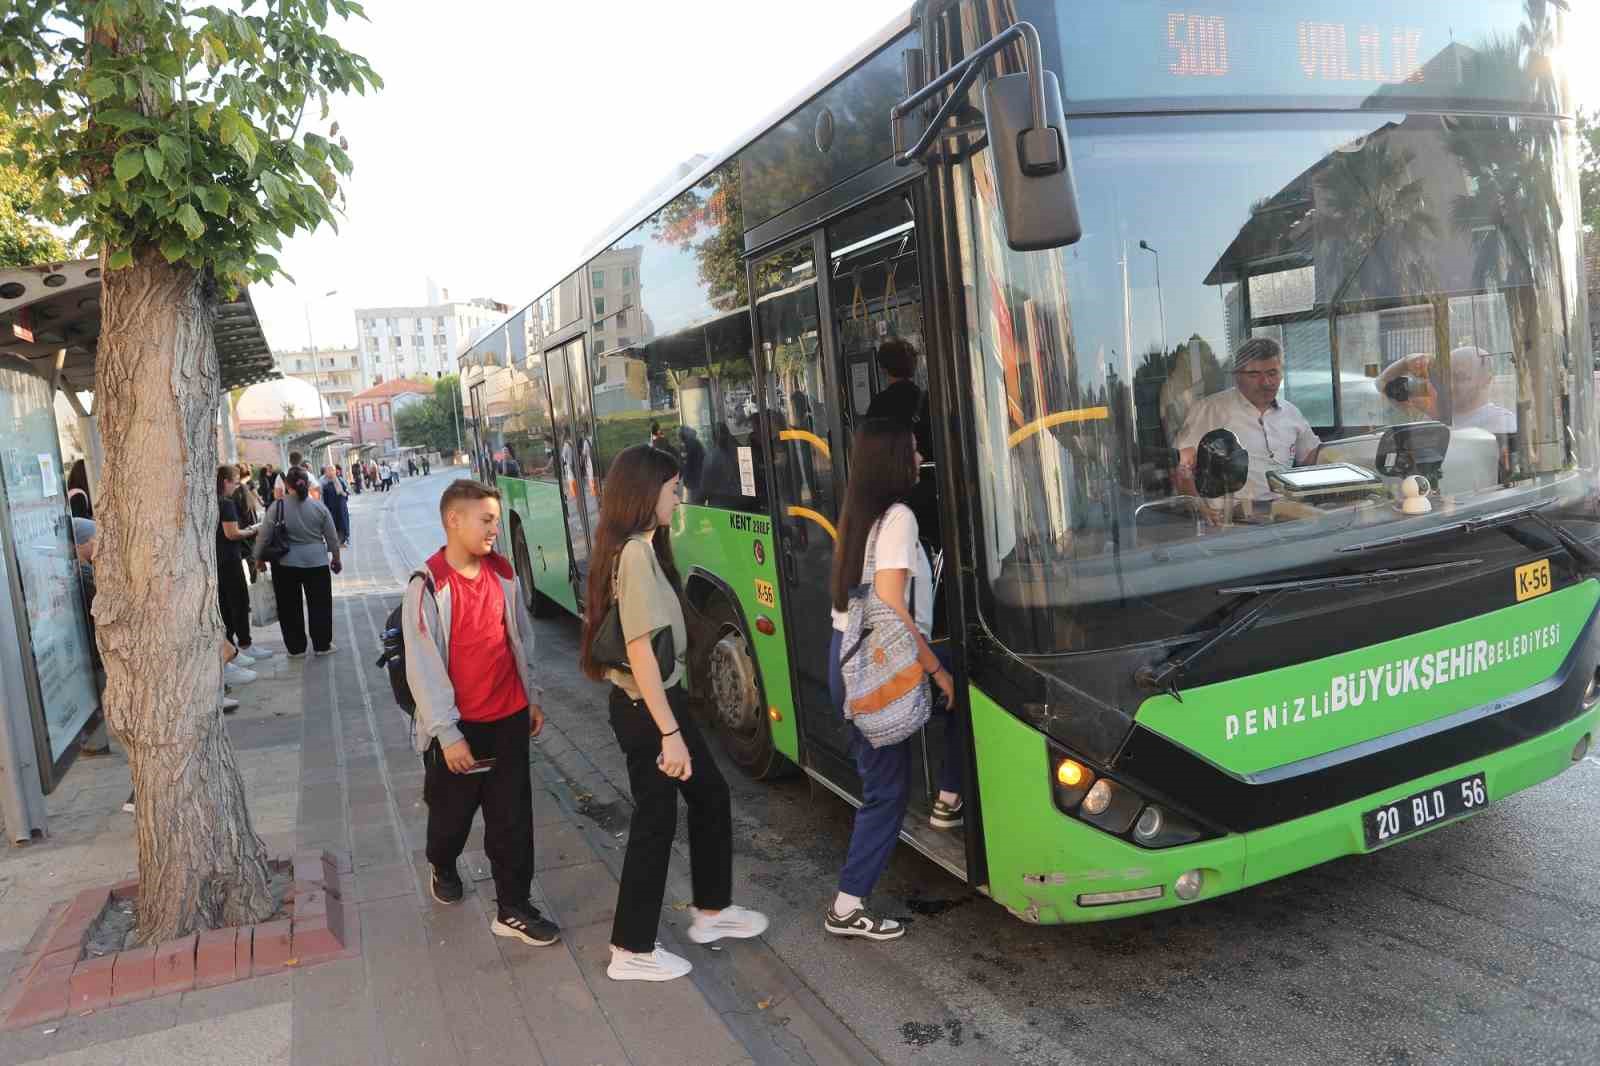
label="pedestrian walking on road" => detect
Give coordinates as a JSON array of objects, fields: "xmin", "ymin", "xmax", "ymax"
[
  {"xmin": 253, "ymin": 467, "xmax": 342, "ymax": 658},
  {"xmin": 321, "ymin": 465, "xmax": 351, "ymax": 546},
  {"xmin": 823, "ymin": 420, "xmax": 959, "ymax": 942},
  {"xmin": 403, "ymin": 478, "xmax": 560, "ymax": 948},
  {"xmin": 580, "ymin": 445, "xmax": 768, "ymax": 982},
  {"xmin": 217, "ymin": 464, "xmax": 262, "ymax": 659}
]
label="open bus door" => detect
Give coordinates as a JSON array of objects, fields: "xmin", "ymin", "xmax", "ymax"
[{"xmin": 752, "ymin": 189, "xmax": 966, "ymax": 879}]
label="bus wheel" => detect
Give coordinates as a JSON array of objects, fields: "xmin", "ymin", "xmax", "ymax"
[
  {"xmin": 704, "ymin": 601, "xmax": 787, "ymax": 780},
  {"xmin": 513, "ymin": 531, "xmax": 555, "ymax": 618}
]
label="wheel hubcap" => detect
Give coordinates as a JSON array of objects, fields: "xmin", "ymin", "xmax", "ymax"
[{"xmin": 709, "ymin": 630, "xmax": 759, "ymax": 736}]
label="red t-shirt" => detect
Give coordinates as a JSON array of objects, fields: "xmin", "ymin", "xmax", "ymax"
[{"xmin": 438, "ymin": 562, "xmax": 526, "ymax": 723}]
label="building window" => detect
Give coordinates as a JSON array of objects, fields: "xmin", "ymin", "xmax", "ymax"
[
  {"xmin": 591, "ymin": 270, "xmax": 604, "ymax": 289},
  {"xmin": 366, "ymin": 337, "xmax": 378, "ymax": 353},
  {"xmin": 434, "ymin": 333, "xmax": 446, "ymax": 349},
  {"xmin": 593, "ymin": 296, "xmax": 606, "ymax": 318},
  {"xmin": 615, "ymin": 308, "xmax": 627, "ymax": 328},
  {"xmin": 413, "ymin": 334, "xmax": 424, "ymax": 348},
  {"xmin": 621, "ymin": 267, "xmax": 632, "ymax": 287},
  {"xmin": 390, "ymin": 336, "xmax": 401, "ymax": 351},
  {"xmin": 381, "ymin": 403, "xmax": 391, "ymax": 422},
  {"xmin": 618, "ymin": 336, "xmax": 632, "ymax": 348}
]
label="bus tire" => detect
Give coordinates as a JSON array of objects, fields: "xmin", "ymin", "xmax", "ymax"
[
  {"xmin": 702, "ymin": 598, "xmax": 791, "ymax": 780},
  {"xmin": 511, "ymin": 526, "xmax": 555, "ymax": 618}
]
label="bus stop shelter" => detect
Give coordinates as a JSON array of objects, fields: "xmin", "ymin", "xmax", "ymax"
[{"xmin": 0, "ymin": 259, "xmax": 276, "ymax": 843}]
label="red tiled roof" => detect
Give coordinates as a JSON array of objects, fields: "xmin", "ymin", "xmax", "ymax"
[{"xmin": 351, "ymin": 378, "xmax": 434, "ymax": 401}]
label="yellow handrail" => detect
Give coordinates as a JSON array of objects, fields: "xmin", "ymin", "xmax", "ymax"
[
  {"xmin": 1006, "ymin": 406, "xmax": 1110, "ymax": 449},
  {"xmin": 786, "ymin": 506, "xmax": 838, "ymax": 541},
  {"xmin": 778, "ymin": 428, "xmax": 832, "ymax": 460}
]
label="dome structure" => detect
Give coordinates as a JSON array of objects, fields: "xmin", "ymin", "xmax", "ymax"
[{"xmin": 234, "ymin": 377, "xmax": 330, "ymax": 427}]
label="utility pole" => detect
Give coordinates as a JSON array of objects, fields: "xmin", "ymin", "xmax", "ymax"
[{"xmin": 303, "ymin": 288, "xmax": 338, "ymax": 468}]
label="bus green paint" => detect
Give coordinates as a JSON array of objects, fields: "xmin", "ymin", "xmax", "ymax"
[
  {"xmin": 669, "ymin": 504, "xmax": 799, "ymax": 762},
  {"xmin": 497, "ymin": 475, "xmax": 576, "ymax": 614},
  {"xmin": 970, "ymin": 682, "xmax": 1599, "ymax": 924},
  {"xmin": 1135, "ymin": 582, "xmax": 1600, "ymax": 776}
]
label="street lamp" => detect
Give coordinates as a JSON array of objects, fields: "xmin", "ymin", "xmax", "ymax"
[
  {"xmin": 1138, "ymin": 240, "xmax": 1168, "ymax": 358},
  {"xmin": 303, "ymin": 288, "xmax": 337, "ymax": 468}
]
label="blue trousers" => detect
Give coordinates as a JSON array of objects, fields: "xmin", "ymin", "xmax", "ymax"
[{"xmin": 830, "ymin": 629, "xmax": 966, "ymax": 898}]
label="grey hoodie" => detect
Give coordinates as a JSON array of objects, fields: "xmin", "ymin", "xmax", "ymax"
[{"xmin": 401, "ymin": 549, "xmax": 543, "ymax": 753}]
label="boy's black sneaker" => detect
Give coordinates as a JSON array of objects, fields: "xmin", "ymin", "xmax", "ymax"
[
  {"xmin": 430, "ymin": 864, "xmax": 464, "ymax": 905},
  {"xmin": 492, "ymin": 900, "xmax": 560, "ymax": 946}
]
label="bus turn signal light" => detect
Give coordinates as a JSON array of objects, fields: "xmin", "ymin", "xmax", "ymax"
[
  {"xmin": 1056, "ymin": 758, "xmax": 1087, "ymax": 788},
  {"xmin": 755, "ymin": 616, "xmax": 776, "ymax": 636}
]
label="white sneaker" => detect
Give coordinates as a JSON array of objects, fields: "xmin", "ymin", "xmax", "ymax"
[
  {"xmin": 687, "ymin": 904, "xmax": 769, "ymax": 944},
  {"xmin": 243, "ymin": 646, "xmax": 275, "ymax": 660},
  {"xmin": 314, "ymin": 644, "xmax": 338, "ymax": 657},
  {"xmin": 220, "ymin": 695, "xmax": 240, "ymax": 713},
  {"xmin": 222, "ymin": 663, "xmax": 257, "ymax": 684},
  {"xmin": 607, "ymin": 944, "xmax": 692, "ymax": 982},
  {"xmin": 231, "ymin": 650, "xmax": 257, "ymax": 666}
]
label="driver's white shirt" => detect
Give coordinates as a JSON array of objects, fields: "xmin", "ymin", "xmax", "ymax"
[
  {"xmin": 1176, "ymin": 387, "xmax": 1319, "ymax": 500},
  {"xmin": 1453, "ymin": 402, "xmax": 1516, "ymax": 435}
]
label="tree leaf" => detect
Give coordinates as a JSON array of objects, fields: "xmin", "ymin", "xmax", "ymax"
[
  {"xmin": 106, "ymin": 248, "xmax": 133, "ymax": 271},
  {"xmin": 143, "ymin": 145, "xmax": 164, "ymax": 180},
  {"xmin": 175, "ymin": 202, "xmax": 205, "ymax": 240},
  {"xmin": 112, "ymin": 146, "xmax": 144, "ymax": 183},
  {"xmin": 97, "ymin": 109, "xmax": 151, "ymax": 132},
  {"xmin": 159, "ymin": 235, "xmax": 188, "ymax": 263},
  {"xmin": 198, "ymin": 185, "xmax": 230, "ymax": 215},
  {"xmin": 86, "ymin": 76, "xmax": 117, "ymax": 102}
]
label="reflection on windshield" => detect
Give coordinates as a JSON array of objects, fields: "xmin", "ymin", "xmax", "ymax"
[{"xmin": 954, "ymin": 8, "xmax": 1590, "ymax": 655}]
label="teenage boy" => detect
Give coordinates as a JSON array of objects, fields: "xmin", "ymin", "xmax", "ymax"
[{"xmin": 402, "ymin": 478, "xmax": 559, "ymax": 946}]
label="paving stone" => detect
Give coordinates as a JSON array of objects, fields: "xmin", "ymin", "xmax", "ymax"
[
  {"xmin": 567, "ymin": 921, "xmax": 747, "ymax": 1066},
  {"xmin": 194, "ymin": 927, "xmax": 238, "ymax": 989},
  {"xmin": 533, "ymin": 819, "xmax": 598, "ymax": 873},
  {"xmin": 500, "ymin": 926, "xmax": 629, "ymax": 1066},
  {"xmin": 152, "ymin": 933, "xmax": 197, "ymax": 997},
  {"xmin": 251, "ymin": 919, "xmax": 292, "ymax": 976},
  {"xmin": 292, "ymin": 953, "xmax": 380, "ymax": 1065},
  {"xmin": 420, "ymin": 898, "xmax": 546, "ymax": 1066},
  {"xmin": 67, "ymin": 953, "xmax": 116, "ymax": 1012},
  {"xmin": 110, "ymin": 944, "xmax": 157, "ymax": 1006},
  {"xmin": 350, "ymin": 824, "xmax": 403, "ymax": 869},
  {"xmin": 361, "ymin": 896, "xmax": 459, "ymax": 1065},
  {"xmin": 6, "ymin": 961, "xmax": 70, "ymax": 1028},
  {"xmin": 353, "ymin": 863, "xmax": 415, "ymax": 903},
  {"xmin": 176, "ymin": 968, "xmax": 291, "ymax": 1025},
  {"xmin": 535, "ymin": 861, "xmax": 618, "ymax": 931}
]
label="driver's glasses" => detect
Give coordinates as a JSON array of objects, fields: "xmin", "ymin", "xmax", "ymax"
[{"xmin": 1236, "ymin": 368, "xmax": 1282, "ymax": 382}]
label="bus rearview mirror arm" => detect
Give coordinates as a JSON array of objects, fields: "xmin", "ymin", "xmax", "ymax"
[{"xmin": 890, "ymin": 20, "xmax": 1082, "ymax": 251}]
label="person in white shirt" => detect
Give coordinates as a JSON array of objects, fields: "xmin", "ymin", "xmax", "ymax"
[
  {"xmin": 1173, "ymin": 337, "xmax": 1320, "ymax": 503},
  {"xmin": 1431, "ymin": 345, "xmax": 1516, "ymax": 435}
]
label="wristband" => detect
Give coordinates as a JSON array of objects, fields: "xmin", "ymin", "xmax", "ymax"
[{"xmin": 661, "ymin": 727, "xmax": 680, "ymax": 738}]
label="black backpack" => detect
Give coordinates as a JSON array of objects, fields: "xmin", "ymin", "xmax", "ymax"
[{"xmin": 376, "ymin": 570, "xmax": 435, "ymax": 717}]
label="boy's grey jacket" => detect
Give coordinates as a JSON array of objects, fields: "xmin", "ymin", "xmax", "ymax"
[{"xmin": 401, "ymin": 549, "xmax": 543, "ymax": 753}]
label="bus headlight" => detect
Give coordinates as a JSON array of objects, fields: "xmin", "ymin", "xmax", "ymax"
[
  {"xmin": 1045, "ymin": 742, "xmax": 1214, "ymax": 847},
  {"xmin": 1081, "ymin": 779, "xmax": 1113, "ymax": 815},
  {"xmin": 1131, "ymin": 804, "xmax": 1206, "ymax": 848},
  {"xmin": 1077, "ymin": 779, "xmax": 1141, "ymax": 834},
  {"xmin": 1051, "ymin": 757, "xmax": 1094, "ymax": 810}
]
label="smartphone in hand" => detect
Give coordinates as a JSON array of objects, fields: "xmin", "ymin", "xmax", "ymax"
[{"xmin": 464, "ymin": 757, "xmax": 498, "ymax": 775}]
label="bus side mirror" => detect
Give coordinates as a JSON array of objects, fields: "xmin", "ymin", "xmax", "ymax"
[
  {"xmin": 983, "ymin": 69, "xmax": 1081, "ymax": 251},
  {"xmin": 1193, "ymin": 428, "xmax": 1248, "ymax": 498}
]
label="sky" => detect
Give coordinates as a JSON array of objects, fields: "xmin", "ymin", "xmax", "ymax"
[
  {"xmin": 252, "ymin": 0, "xmax": 1600, "ymax": 357},
  {"xmin": 250, "ymin": 0, "xmax": 913, "ymax": 352}
]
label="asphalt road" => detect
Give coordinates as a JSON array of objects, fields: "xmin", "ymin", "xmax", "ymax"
[{"xmin": 361, "ymin": 471, "xmax": 1600, "ymax": 1066}]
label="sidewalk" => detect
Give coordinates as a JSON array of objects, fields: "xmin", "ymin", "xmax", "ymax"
[{"xmin": 0, "ymin": 479, "xmax": 879, "ymax": 1065}]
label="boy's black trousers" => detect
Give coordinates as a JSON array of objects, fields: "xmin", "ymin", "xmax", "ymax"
[{"xmin": 423, "ymin": 707, "xmax": 533, "ymax": 907}]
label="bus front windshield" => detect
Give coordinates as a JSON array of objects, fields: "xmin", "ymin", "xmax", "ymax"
[{"xmin": 953, "ymin": 13, "xmax": 1590, "ymax": 657}]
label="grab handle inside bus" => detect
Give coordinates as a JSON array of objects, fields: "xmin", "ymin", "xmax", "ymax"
[{"xmin": 891, "ymin": 20, "xmax": 1081, "ymax": 251}]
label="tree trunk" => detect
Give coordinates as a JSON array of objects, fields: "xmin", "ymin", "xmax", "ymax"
[{"xmin": 94, "ymin": 249, "xmax": 276, "ymax": 942}]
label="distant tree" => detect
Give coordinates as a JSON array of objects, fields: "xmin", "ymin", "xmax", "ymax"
[
  {"xmin": 1578, "ymin": 108, "xmax": 1600, "ymax": 236},
  {"xmin": 394, "ymin": 375, "xmax": 464, "ymax": 455},
  {"xmin": 0, "ymin": 113, "xmax": 68, "ymax": 266},
  {"xmin": 0, "ymin": 1, "xmax": 379, "ymax": 942}
]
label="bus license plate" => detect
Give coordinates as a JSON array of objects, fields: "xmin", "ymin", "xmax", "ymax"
[{"xmin": 1362, "ymin": 773, "xmax": 1487, "ymax": 848}]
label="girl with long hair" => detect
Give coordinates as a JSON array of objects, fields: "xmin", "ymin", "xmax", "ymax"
[
  {"xmin": 253, "ymin": 466, "xmax": 342, "ymax": 658},
  {"xmin": 216, "ymin": 464, "xmax": 265, "ymax": 665},
  {"xmin": 579, "ymin": 445, "xmax": 767, "ymax": 982},
  {"xmin": 824, "ymin": 418, "xmax": 960, "ymax": 941}
]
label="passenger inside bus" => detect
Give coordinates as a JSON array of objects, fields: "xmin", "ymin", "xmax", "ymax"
[
  {"xmin": 1172, "ymin": 337, "xmax": 1321, "ymax": 508},
  {"xmin": 865, "ymin": 338, "xmax": 942, "ymax": 562}
]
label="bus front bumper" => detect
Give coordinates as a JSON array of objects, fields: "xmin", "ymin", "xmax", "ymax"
[{"xmin": 982, "ymin": 705, "xmax": 1598, "ymax": 924}]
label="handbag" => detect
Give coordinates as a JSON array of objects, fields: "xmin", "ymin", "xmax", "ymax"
[
  {"xmin": 839, "ymin": 518, "xmax": 931, "ymax": 748},
  {"xmin": 590, "ymin": 540, "xmax": 677, "ymax": 682},
  {"xmin": 249, "ymin": 575, "xmax": 278, "ymax": 627},
  {"xmin": 259, "ymin": 500, "xmax": 291, "ymax": 564}
]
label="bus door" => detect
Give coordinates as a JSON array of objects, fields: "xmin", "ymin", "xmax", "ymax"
[
  {"xmin": 468, "ymin": 380, "xmax": 490, "ymax": 481},
  {"xmin": 544, "ymin": 337, "xmax": 594, "ymax": 597},
  {"xmin": 750, "ymin": 236, "xmax": 855, "ymax": 768}
]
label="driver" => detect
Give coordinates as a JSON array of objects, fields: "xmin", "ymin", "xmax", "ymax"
[
  {"xmin": 1430, "ymin": 345, "xmax": 1515, "ymax": 435},
  {"xmin": 1173, "ymin": 337, "xmax": 1320, "ymax": 503}
]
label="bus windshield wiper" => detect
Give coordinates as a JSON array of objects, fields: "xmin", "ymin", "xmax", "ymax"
[
  {"xmin": 1133, "ymin": 558, "xmax": 1482, "ymax": 702},
  {"xmin": 1336, "ymin": 498, "xmax": 1600, "ymax": 573},
  {"xmin": 1335, "ymin": 500, "xmax": 1555, "ymax": 554}
]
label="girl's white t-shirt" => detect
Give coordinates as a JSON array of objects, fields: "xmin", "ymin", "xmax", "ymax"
[{"xmin": 830, "ymin": 503, "xmax": 933, "ymax": 636}]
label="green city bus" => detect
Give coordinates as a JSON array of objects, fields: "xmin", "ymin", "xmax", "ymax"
[{"xmin": 459, "ymin": 0, "xmax": 1598, "ymax": 923}]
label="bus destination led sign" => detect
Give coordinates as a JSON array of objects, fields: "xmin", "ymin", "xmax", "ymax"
[{"xmin": 1167, "ymin": 12, "xmax": 1425, "ymax": 85}]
